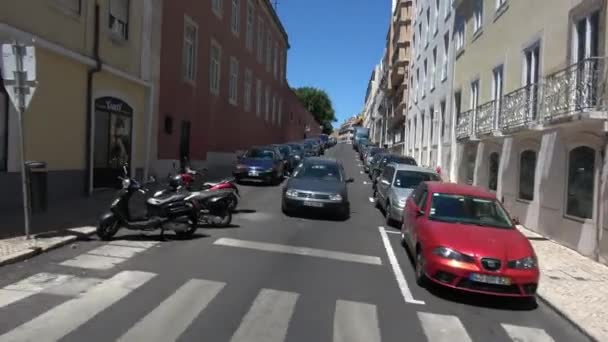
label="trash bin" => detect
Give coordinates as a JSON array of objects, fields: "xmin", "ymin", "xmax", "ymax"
[{"xmin": 25, "ymin": 161, "xmax": 47, "ymax": 214}]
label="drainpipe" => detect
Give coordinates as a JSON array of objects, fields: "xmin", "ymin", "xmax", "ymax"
[{"xmin": 85, "ymin": 3, "xmax": 102, "ymax": 195}]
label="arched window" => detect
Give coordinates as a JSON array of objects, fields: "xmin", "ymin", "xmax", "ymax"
[
  {"xmin": 519, "ymin": 150, "xmax": 537, "ymax": 201},
  {"xmin": 489, "ymin": 152, "xmax": 499, "ymax": 191},
  {"xmin": 567, "ymin": 146, "xmax": 596, "ymax": 219}
]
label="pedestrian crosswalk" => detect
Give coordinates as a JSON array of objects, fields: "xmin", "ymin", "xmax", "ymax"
[
  {"xmin": 60, "ymin": 240, "xmax": 159, "ymax": 270},
  {"xmin": 0, "ymin": 270, "xmax": 558, "ymax": 342}
]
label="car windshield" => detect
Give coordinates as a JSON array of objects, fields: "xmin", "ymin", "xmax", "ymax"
[
  {"xmin": 246, "ymin": 149, "xmax": 275, "ymax": 159},
  {"xmin": 391, "ymin": 157, "xmax": 417, "ymax": 165},
  {"xmin": 293, "ymin": 163, "xmax": 341, "ymax": 181},
  {"xmin": 279, "ymin": 146, "xmax": 290, "ymax": 155},
  {"xmin": 428, "ymin": 193, "xmax": 514, "ymax": 229},
  {"xmin": 369, "ymin": 148, "xmax": 384, "ymax": 157},
  {"xmin": 393, "ymin": 171, "xmax": 440, "ymax": 188}
]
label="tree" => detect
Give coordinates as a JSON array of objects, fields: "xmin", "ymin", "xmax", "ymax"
[{"xmin": 293, "ymin": 87, "xmax": 336, "ymax": 134}]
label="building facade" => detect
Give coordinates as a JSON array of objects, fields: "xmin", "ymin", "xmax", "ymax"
[
  {"xmin": 452, "ymin": 0, "xmax": 608, "ymax": 262},
  {"xmin": 405, "ymin": 0, "xmax": 456, "ymax": 178},
  {"xmin": 0, "ymin": 0, "xmax": 162, "ymax": 210},
  {"xmin": 156, "ymin": 0, "xmax": 319, "ymax": 176}
]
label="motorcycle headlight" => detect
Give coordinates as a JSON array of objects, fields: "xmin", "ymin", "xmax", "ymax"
[
  {"xmin": 508, "ymin": 256, "xmax": 538, "ymax": 269},
  {"xmin": 122, "ymin": 178, "xmax": 131, "ymax": 189},
  {"xmin": 329, "ymin": 194, "xmax": 343, "ymax": 201},
  {"xmin": 432, "ymin": 247, "xmax": 474, "ymax": 263},
  {"xmin": 285, "ymin": 189, "xmax": 298, "ymax": 198}
]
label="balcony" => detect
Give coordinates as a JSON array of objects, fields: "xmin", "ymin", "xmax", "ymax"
[
  {"xmin": 499, "ymin": 84, "xmax": 539, "ymax": 131},
  {"xmin": 542, "ymin": 57, "xmax": 606, "ymax": 122},
  {"xmin": 393, "ymin": 2, "xmax": 412, "ymax": 26},
  {"xmin": 475, "ymin": 100, "xmax": 496, "ymax": 135},
  {"xmin": 456, "ymin": 109, "xmax": 473, "ymax": 140}
]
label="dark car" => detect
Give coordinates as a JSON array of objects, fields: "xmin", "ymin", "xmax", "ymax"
[
  {"xmin": 282, "ymin": 158, "xmax": 354, "ymax": 220},
  {"xmin": 371, "ymin": 154, "xmax": 417, "ymax": 191},
  {"xmin": 286, "ymin": 143, "xmax": 305, "ymax": 165},
  {"xmin": 367, "ymin": 152, "xmax": 389, "ymax": 177},
  {"xmin": 316, "ymin": 134, "xmax": 330, "ymax": 148},
  {"xmin": 234, "ymin": 146, "xmax": 286, "ymax": 185},
  {"xmin": 306, "ymin": 138, "xmax": 324, "ymax": 155},
  {"xmin": 304, "ymin": 139, "xmax": 322, "ymax": 156},
  {"xmin": 363, "ymin": 147, "xmax": 387, "ymax": 172},
  {"xmin": 274, "ymin": 144, "xmax": 300, "ymax": 174}
]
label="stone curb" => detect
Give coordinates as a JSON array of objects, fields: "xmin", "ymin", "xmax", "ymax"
[{"xmin": 0, "ymin": 226, "xmax": 97, "ymax": 268}]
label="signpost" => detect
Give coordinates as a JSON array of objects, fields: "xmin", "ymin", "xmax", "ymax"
[{"xmin": 1, "ymin": 42, "xmax": 37, "ymax": 239}]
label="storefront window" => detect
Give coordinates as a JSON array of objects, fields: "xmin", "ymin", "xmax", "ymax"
[
  {"xmin": 519, "ymin": 150, "xmax": 537, "ymax": 201},
  {"xmin": 567, "ymin": 146, "xmax": 595, "ymax": 219},
  {"xmin": 488, "ymin": 152, "xmax": 499, "ymax": 191}
]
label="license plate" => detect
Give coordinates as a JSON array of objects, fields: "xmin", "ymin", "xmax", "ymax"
[
  {"xmin": 469, "ymin": 273, "xmax": 511, "ymax": 285},
  {"xmin": 248, "ymin": 171, "xmax": 259, "ymax": 177},
  {"xmin": 303, "ymin": 201, "xmax": 324, "ymax": 208}
]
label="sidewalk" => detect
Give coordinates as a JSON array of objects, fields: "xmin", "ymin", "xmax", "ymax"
[{"xmin": 517, "ymin": 225, "xmax": 608, "ymax": 342}]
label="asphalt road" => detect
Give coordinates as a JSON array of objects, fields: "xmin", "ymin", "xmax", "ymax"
[{"xmin": 0, "ymin": 143, "xmax": 591, "ymax": 342}]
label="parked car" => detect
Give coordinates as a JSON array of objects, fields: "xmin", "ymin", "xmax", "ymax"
[
  {"xmin": 363, "ymin": 147, "xmax": 387, "ymax": 172},
  {"xmin": 371, "ymin": 155, "xmax": 418, "ymax": 189},
  {"xmin": 401, "ymin": 182, "xmax": 539, "ymax": 299},
  {"xmin": 375, "ymin": 164, "xmax": 440, "ymax": 226},
  {"xmin": 272, "ymin": 144, "xmax": 297, "ymax": 174},
  {"xmin": 282, "ymin": 157, "xmax": 354, "ymax": 220},
  {"xmin": 233, "ymin": 146, "xmax": 286, "ymax": 185},
  {"xmin": 357, "ymin": 140, "xmax": 371, "ymax": 160},
  {"xmin": 302, "ymin": 140, "xmax": 318, "ymax": 157},
  {"xmin": 286, "ymin": 143, "xmax": 305, "ymax": 165}
]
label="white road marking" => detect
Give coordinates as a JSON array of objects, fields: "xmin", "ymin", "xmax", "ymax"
[
  {"xmin": 368, "ymin": 197, "xmax": 375, "ymax": 203},
  {"xmin": 360, "ymin": 171, "xmax": 364, "ymax": 174},
  {"xmin": 108, "ymin": 240, "xmax": 160, "ymax": 249},
  {"xmin": 0, "ymin": 271, "xmax": 156, "ymax": 342},
  {"xmin": 60, "ymin": 254, "xmax": 126, "ymax": 270},
  {"xmin": 384, "ymin": 230, "xmax": 401, "ymax": 235},
  {"xmin": 0, "ymin": 273, "xmax": 103, "ymax": 309},
  {"xmin": 214, "ymin": 238, "xmax": 382, "ymax": 266},
  {"xmin": 378, "ymin": 226, "xmax": 425, "ymax": 305},
  {"xmin": 418, "ymin": 312, "xmax": 472, "ymax": 342},
  {"xmin": 230, "ymin": 289, "xmax": 299, "ymax": 342},
  {"xmin": 87, "ymin": 245, "xmax": 146, "ymax": 259},
  {"xmin": 117, "ymin": 279, "xmax": 225, "ymax": 342},
  {"xmin": 363, "ymin": 181, "xmax": 368, "ymax": 185},
  {"xmin": 501, "ymin": 324, "xmax": 555, "ymax": 342},
  {"xmin": 333, "ymin": 300, "xmax": 381, "ymax": 342}
]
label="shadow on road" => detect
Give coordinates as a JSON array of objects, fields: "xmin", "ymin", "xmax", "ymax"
[
  {"xmin": 109, "ymin": 232, "xmax": 211, "ymax": 242},
  {"xmin": 233, "ymin": 209, "xmax": 257, "ymax": 214}
]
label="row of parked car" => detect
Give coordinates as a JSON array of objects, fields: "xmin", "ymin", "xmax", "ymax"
[
  {"xmin": 232, "ymin": 134, "xmax": 337, "ymax": 185},
  {"xmin": 355, "ymin": 141, "xmax": 541, "ymax": 302}
]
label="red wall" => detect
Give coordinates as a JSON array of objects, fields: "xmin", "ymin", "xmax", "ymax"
[{"xmin": 157, "ymin": 1, "xmax": 320, "ymax": 161}]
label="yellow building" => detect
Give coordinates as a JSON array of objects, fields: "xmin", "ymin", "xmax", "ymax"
[{"xmin": 0, "ymin": 0, "xmax": 162, "ymax": 210}]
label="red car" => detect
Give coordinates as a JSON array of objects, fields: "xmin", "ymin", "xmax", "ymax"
[{"xmin": 401, "ymin": 182, "xmax": 539, "ymax": 298}]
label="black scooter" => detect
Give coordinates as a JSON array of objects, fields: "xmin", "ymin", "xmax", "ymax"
[{"xmin": 96, "ymin": 166, "xmax": 199, "ymax": 240}]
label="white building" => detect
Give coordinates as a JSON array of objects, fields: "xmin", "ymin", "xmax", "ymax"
[{"xmin": 405, "ymin": 0, "xmax": 456, "ymax": 178}]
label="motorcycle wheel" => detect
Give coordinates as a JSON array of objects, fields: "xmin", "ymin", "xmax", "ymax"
[
  {"xmin": 175, "ymin": 216, "xmax": 198, "ymax": 238},
  {"xmin": 211, "ymin": 210, "xmax": 232, "ymax": 227},
  {"xmin": 97, "ymin": 218, "xmax": 119, "ymax": 241},
  {"xmin": 228, "ymin": 193, "xmax": 239, "ymax": 211}
]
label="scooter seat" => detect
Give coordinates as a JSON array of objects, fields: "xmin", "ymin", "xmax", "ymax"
[{"xmin": 147, "ymin": 192, "xmax": 189, "ymax": 206}]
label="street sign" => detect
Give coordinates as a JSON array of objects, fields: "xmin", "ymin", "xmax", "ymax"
[{"xmin": 1, "ymin": 42, "xmax": 37, "ymax": 239}]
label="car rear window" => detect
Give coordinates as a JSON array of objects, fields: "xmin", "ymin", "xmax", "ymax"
[
  {"xmin": 393, "ymin": 171, "xmax": 440, "ymax": 189},
  {"xmin": 246, "ymin": 149, "xmax": 275, "ymax": 159},
  {"xmin": 428, "ymin": 193, "xmax": 513, "ymax": 229}
]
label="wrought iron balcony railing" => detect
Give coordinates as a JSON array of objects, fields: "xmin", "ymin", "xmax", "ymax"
[
  {"xmin": 456, "ymin": 109, "xmax": 473, "ymax": 140},
  {"xmin": 499, "ymin": 84, "xmax": 540, "ymax": 130},
  {"xmin": 475, "ymin": 100, "xmax": 496, "ymax": 135},
  {"xmin": 541, "ymin": 57, "xmax": 605, "ymax": 121}
]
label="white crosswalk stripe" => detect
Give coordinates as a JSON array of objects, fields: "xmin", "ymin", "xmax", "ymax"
[
  {"xmin": 501, "ymin": 323, "xmax": 556, "ymax": 342},
  {"xmin": 117, "ymin": 279, "xmax": 225, "ymax": 342},
  {"xmin": 0, "ymin": 271, "xmax": 560, "ymax": 342},
  {"xmin": 0, "ymin": 271, "xmax": 155, "ymax": 342},
  {"xmin": 418, "ymin": 312, "xmax": 473, "ymax": 342},
  {"xmin": 59, "ymin": 240, "xmax": 159, "ymax": 270},
  {"xmin": 229, "ymin": 289, "xmax": 299, "ymax": 342}
]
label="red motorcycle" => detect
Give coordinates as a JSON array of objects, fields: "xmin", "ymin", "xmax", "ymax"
[{"xmin": 179, "ymin": 166, "xmax": 240, "ymax": 211}]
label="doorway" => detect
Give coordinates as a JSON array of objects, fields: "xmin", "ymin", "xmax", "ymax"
[
  {"xmin": 93, "ymin": 97, "xmax": 133, "ymax": 188},
  {"xmin": 179, "ymin": 120, "xmax": 191, "ymax": 170}
]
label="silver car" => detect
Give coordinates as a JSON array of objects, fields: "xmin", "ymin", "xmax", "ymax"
[{"xmin": 375, "ymin": 164, "xmax": 441, "ymax": 227}]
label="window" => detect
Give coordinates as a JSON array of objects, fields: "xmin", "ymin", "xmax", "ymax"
[
  {"xmin": 524, "ymin": 43, "xmax": 540, "ymax": 119},
  {"xmin": 574, "ymin": 11, "xmax": 600, "ymax": 62},
  {"xmin": 209, "ymin": 40, "xmax": 222, "ymax": 95},
  {"xmin": 256, "ymin": 79, "xmax": 262, "ymax": 116},
  {"xmin": 183, "ymin": 17, "xmax": 198, "ymax": 83},
  {"xmin": 266, "ymin": 30, "xmax": 272, "ymax": 72},
  {"xmin": 567, "ymin": 146, "xmax": 595, "ymax": 219},
  {"xmin": 418, "ymin": 23, "xmax": 423, "ymax": 53},
  {"xmin": 278, "ymin": 99, "xmax": 283, "ymax": 125},
  {"xmin": 265, "ymin": 87, "xmax": 270, "ymax": 121},
  {"xmin": 163, "ymin": 115, "xmax": 173, "ymax": 135},
  {"xmin": 496, "ymin": 0, "xmax": 506, "ymax": 10},
  {"xmin": 228, "ymin": 57, "xmax": 239, "ymax": 105},
  {"xmin": 246, "ymin": 1, "xmax": 254, "ymax": 51},
  {"xmin": 109, "ymin": 0, "xmax": 129, "ymax": 40},
  {"xmin": 212, "ymin": 0, "xmax": 222, "ymax": 17},
  {"xmin": 433, "ymin": 0, "xmax": 439, "ymax": 34},
  {"xmin": 273, "ymin": 42, "xmax": 279, "ymax": 79},
  {"xmin": 394, "ymin": 171, "xmax": 440, "ymax": 189},
  {"xmin": 415, "ymin": 69, "xmax": 419, "ymax": 102},
  {"xmin": 272, "ymin": 94, "xmax": 277, "ymax": 124},
  {"xmin": 455, "ymin": 18, "xmax": 465, "ymax": 51},
  {"xmin": 445, "ymin": 0, "xmax": 451, "ymax": 18},
  {"xmin": 442, "ymin": 33, "xmax": 449, "ymax": 80},
  {"xmin": 421, "ymin": 114, "xmax": 425, "ymax": 146},
  {"xmin": 257, "ymin": 18, "xmax": 264, "ymax": 62},
  {"xmin": 440, "ymin": 100, "xmax": 446, "ymax": 139},
  {"xmin": 429, "ymin": 106, "xmax": 435, "ymax": 144},
  {"xmin": 417, "ymin": 189, "xmax": 428, "ymax": 211},
  {"xmin": 0, "ymin": 89, "xmax": 6, "ymax": 171},
  {"xmin": 231, "ymin": 0, "xmax": 240, "ymax": 35},
  {"xmin": 492, "ymin": 65, "xmax": 503, "ymax": 125},
  {"xmin": 426, "ymin": 8, "xmax": 431, "ymax": 44},
  {"xmin": 431, "ymin": 48, "xmax": 437, "ymax": 90},
  {"xmin": 244, "ymin": 69, "xmax": 252, "ymax": 111},
  {"xmin": 429, "ymin": 193, "xmax": 513, "ymax": 229},
  {"xmin": 280, "ymin": 50, "xmax": 287, "ymax": 84},
  {"xmin": 488, "ymin": 152, "xmax": 499, "ymax": 191},
  {"xmin": 422, "ymin": 60, "xmax": 427, "ymax": 97},
  {"xmin": 454, "ymin": 90, "xmax": 462, "ymax": 121},
  {"xmin": 474, "ymin": 0, "xmax": 483, "ymax": 33},
  {"xmin": 470, "ymin": 80, "xmax": 479, "ymax": 111},
  {"xmin": 53, "ymin": 0, "xmax": 81, "ymax": 14},
  {"xmin": 519, "ymin": 150, "xmax": 536, "ymax": 201}
]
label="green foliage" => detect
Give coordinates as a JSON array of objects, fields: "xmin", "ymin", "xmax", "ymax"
[{"xmin": 293, "ymin": 87, "xmax": 337, "ymax": 134}]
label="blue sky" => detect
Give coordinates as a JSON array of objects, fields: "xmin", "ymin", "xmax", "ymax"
[{"xmin": 276, "ymin": 0, "xmax": 391, "ymax": 127}]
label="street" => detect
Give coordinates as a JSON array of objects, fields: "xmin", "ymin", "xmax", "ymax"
[{"xmin": 0, "ymin": 144, "xmax": 590, "ymax": 342}]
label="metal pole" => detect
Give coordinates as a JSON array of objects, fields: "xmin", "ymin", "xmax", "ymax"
[{"xmin": 13, "ymin": 43, "xmax": 31, "ymax": 239}]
